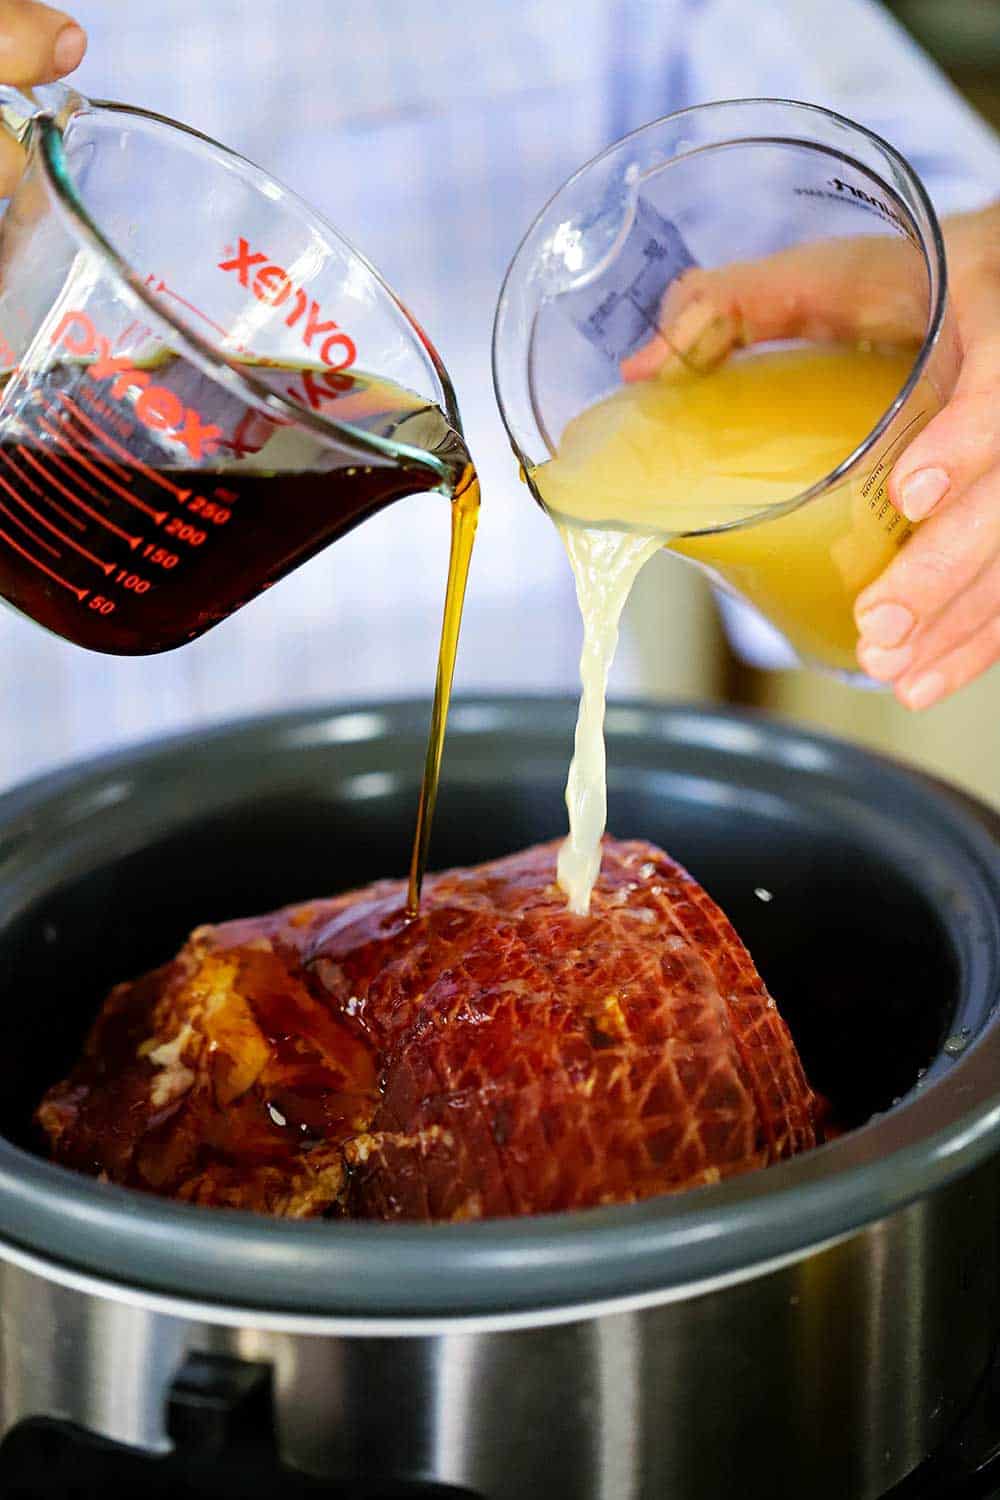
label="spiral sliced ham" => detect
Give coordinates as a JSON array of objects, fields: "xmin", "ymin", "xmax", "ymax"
[{"xmin": 37, "ymin": 838, "xmax": 820, "ymax": 1219}]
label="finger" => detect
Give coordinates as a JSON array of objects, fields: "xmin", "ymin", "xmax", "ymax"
[
  {"xmin": 621, "ymin": 234, "xmax": 922, "ymax": 383},
  {"xmin": 620, "ymin": 278, "xmax": 746, "ymax": 381},
  {"xmin": 0, "ymin": 1, "xmax": 86, "ymax": 86},
  {"xmin": 855, "ymin": 464, "xmax": 1000, "ymax": 645},
  {"xmin": 887, "ymin": 273, "xmax": 1000, "ymax": 524},
  {"xmin": 894, "ymin": 604, "xmax": 1000, "ymax": 711},
  {"xmin": 857, "ymin": 547, "xmax": 1000, "ymax": 687}
]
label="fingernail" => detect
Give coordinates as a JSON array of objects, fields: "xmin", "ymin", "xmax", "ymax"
[
  {"xmin": 858, "ymin": 643, "xmax": 913, "ymax": 682},
  {"xmin": 53, "ymin": 23, "xmax": 87, "ymax": 75},
  {"xmin": 900, "ymin": 467, "xmax": 949, "ymax": 522},
  {"xmin": 664, "ymin": 294, "xmax": 735, "ymax": 373},
  {"xmin": 856, "ymin": 601, "xmax": 914, "ymax": 648},
  {"xmin": 900, "ymin": 670, "xmax": 945, "ymax": 711}
]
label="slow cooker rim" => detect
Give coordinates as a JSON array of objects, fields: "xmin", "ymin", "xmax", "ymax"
[
  {"xmin": 0, "ymin": 694, "xmax": 996, "ymax": 1319},
  {"xmin": 0, "ymin": 1215, "xmax": 861, "ymax": 1332}
]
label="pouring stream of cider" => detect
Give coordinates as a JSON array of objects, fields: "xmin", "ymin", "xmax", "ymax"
[
  {"xmin": 556, "ymin": 526, "xmax": 661, "ymax": 913},
  {"xmin": 534, "ymin": 342, "xmax": 928, "ymax": 914}
]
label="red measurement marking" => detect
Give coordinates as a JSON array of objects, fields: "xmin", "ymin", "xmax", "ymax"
[
  {"xmin": 57, "ymin": 392, "xmax": 192, "ymax": 503},
  {"xmin": 38, "ymin": 414, "xmax": 168, "ymax": 525},
  {"xmin": 0, "ymin": 496, "xmax": 61, "ymax": 558},
  {"xmin": 78, "ymin": 384, "xmax": 136, "ymax": 445},
  {"xmin": 114, "ymin": 319, "xmax": 155, "ymax": 351},
  {"xmin": 56, "ymin": 410, "xmax": 135, "ymax": 485},
  {"xmin": 30, "ymin": 432, "xmax": 132, "ymax": 518},
  {"xmin": 0, "ymin": 448, "xmax": 84, "ymax": 530},
  {"xmin": 0, "ymin": 470, "xmax": 114, "ymax": 575},
  {"xmin": 0, "ymin": 525, "xmax": 87, "ymax": 600},
  {"xmin": 15, "ymin": 447, "xmax": 142, "ymax": 550},
  {"xmin": 150, "ymin": 277, "xmax": 230, "ymax": 340}
]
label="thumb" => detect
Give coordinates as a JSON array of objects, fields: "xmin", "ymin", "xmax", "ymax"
[
  {"xmin": 0, "ymin": 3, "xmax": 86, "ymax": 196},
  {"xmin": 886, "ymin": 268, "xmax": 1000, "ymax": 523},
  {"xmin": 0, "ymin": 0, "xmax": 86, "ymax": 86}
]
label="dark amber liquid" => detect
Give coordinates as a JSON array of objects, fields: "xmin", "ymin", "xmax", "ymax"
[
  {"xmin": 0, "ymin": 356, "xmax": 479, "ymax": 908},
  {"xmin": 0, "ymin": 359, "xmax": 464, "ymax": 653},
  {"xmin": 406, "ymin": 468, "xmax": 479, "ymax": 913}
]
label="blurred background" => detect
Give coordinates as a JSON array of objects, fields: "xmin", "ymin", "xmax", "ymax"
[{"xmin": 0, "ymin": 0, "xmax": 997, "ymax": 807}]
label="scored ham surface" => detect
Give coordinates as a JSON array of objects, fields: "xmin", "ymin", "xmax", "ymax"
[{"xmin": 37, "ymin": 838, "xmax": 820, "ymax": 1220}]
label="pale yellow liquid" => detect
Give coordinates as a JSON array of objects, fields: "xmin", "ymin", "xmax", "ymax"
[
  {"xmin": 533, "ymin": 343, "xmax": 934, "ymax": 912},
  {"xmin": 555, "ymin": 525, "xmax": 662, "ymax": 914}
]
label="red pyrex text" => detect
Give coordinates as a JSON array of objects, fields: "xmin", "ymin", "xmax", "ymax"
[
  {"xmin": 50, "ymin": 311, "xmax": 222, "ymax": 460},
  {"xmin": 217, "ymin": 237, "xmax": 357, "ymax": 371}
]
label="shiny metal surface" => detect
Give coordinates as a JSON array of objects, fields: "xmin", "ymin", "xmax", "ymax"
[{"xmin": 0, "ymin": 1156, "xmax": 995, "ymax": 1497}]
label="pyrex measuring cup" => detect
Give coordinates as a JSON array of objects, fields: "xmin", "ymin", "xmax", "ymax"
[
  {"xmin": 0, "ymin": 81, "xmax": 470, "ymax": 654},
  {"xmin": 492, "ymin": 99, "xmax": 962, "ymax": 681}
]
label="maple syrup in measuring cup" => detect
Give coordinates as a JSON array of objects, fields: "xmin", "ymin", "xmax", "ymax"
[
  {"xmin": 0, "ymin": 82, "xmax": 479, "ymax": 909},
  {"xmin": 0, "ymin": 349, "xmax": 468, "ymax": 653},
  {"xmin": 0, "ymin": 85, "xmax": 474, "ymax": 652}
]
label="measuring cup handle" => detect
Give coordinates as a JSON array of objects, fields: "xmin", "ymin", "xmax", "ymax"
[{"xmin": 0, "ymin": 80, "xmax": 83, "ymax": 146}]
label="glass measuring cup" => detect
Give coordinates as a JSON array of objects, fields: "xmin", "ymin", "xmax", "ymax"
[
  {"xmin": 0, "ymin": 81, "xmax": 471, "ymax": 655},
  {"xmin": 492, "ymin": 99, "xmax": 961, "ymax": 681}
]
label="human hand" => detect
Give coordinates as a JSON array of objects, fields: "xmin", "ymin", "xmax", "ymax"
[
  {"xmin": 622, "ymin": 204, "xmax": 1000, "ymax": 710},
  {"xmin": 0, "ymin": 0, "xmax": 86, "ymax": 195}
]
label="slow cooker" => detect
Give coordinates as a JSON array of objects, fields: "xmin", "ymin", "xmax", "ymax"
[{"xmin": 0, "ymin": 696, "xmax": 998, "ymax": 1499}]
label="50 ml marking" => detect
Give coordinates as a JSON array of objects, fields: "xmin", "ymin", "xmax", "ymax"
[
  {"xmin": 0, "ymin": 524, "xmax": 88, "ymax": 600},
  {"xmin": 0, "ymin": 305, "xmax": 259, "ymax": 612}
]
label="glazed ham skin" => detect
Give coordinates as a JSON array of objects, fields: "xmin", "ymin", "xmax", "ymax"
[{"xmin": 37, "ymin": 838, "xmax": 820, "ymax": 1220}]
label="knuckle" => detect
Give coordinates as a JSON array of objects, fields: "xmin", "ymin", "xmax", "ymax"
[
  {"xmin": 950, "ymin": 390, "xmax": 997, "ymax": 453},
  {"xmin": 674, "ymin": 267, "xmax": 711, "ymax": 300},
  {"xmin": 902, "ymin": 546, "xmax": 960, "ymax": 597}
]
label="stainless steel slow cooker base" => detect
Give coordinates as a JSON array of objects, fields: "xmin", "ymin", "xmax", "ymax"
[
  {"xmin": 1, "ymin": 1176, "xmax": 997, "ymax": 1498},
  {"xmin": 0, "ymin": 697, "xmax": 997, "ymax": 1499}
]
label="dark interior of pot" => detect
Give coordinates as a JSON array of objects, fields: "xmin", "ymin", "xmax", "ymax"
[
  {"xmin": 0, "ymin": 698, "xmax": 978, "ymax": 1157},
  {"xmin": 0, "ymin": 702, "xmax": 996, "ymax": 1500}
]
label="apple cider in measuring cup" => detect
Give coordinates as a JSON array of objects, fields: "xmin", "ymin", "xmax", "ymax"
[
  {"xmin": 532, "ymin": 341, "xmax": 934, "ymax": 676},
  {"xmin": 530, "ymin": 341, "xmax": 936, "ymax": 914}
]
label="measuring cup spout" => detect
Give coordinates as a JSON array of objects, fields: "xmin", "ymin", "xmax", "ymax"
[{"xmin": 0, "ymin": 80, "xmax": 82, "ymax": 145}]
